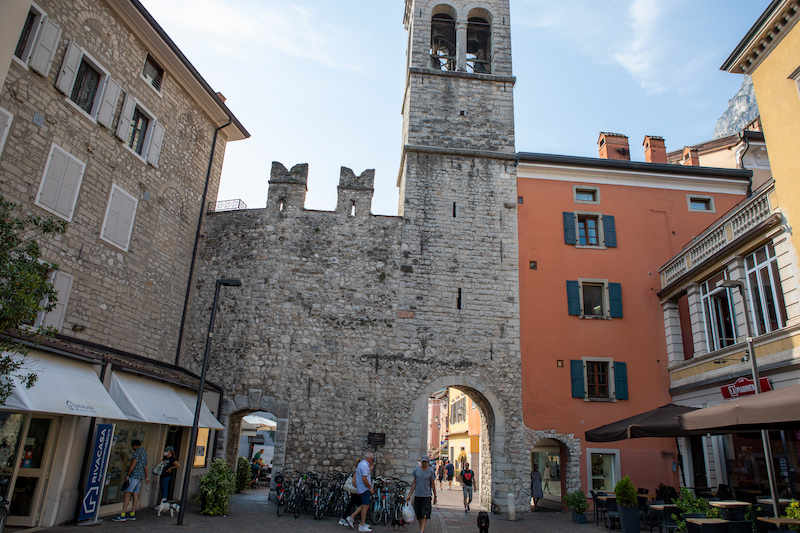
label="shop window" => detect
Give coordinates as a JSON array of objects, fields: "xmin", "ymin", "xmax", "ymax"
[
  {"xmin": 571, "ymin": 358, "xmax": 627, "ymax": 400},
  {"xmin": 141, "ymin": 54, "xmax": 164, "ymax": 93},
  {"xmin": 563, "ymin": 212, "xmax": 617, "ymax": 248},
  {"xmin": 700, "ymin": 271, "xmax": 737, "ymax": 352},
  {"xmin": 430, "ymin": 13, "xmax": 456, "ymax": 71},
  {"xmin": 115, "ymin": 94, "xmax": 165, "ymax": 166},
  {"xmin": 466, "ymin": 17, "xmax": 491, "ymax": 74},
  {"xmin": 35, "ymin": 143, "xmax": 86, "ymax": 222},
  {"xmin": 100, "ymin": 184, "xmax": 138, "ymax": 252},
  {"xmin": 100, "ymin": 422, "xmax": 150, "ymax": 505},
  {"xmin": 194, "ymin": 428, "xmax": 210, "ymax": 468},
  {"xmin": 588, "ymin": 450, "xmax": 620, "ymax": 492},
  {"xmin": 745, "ymin": 243, "xmax": 788, "ymax": 335},
  {"xmin": 566, "ymin": 279, "xmax": 623, "ymax": 319}
]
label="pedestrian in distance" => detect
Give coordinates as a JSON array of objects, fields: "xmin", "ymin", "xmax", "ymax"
[
  {"xmin": 543, "ymin": 462, "xmax": 552, "ymax": 494},
  {"xmin": 347, "ymin": 452, "xmax": 375, "ymax": 532},
  {"xmin": 112, "ymin": 439, "xmax": 149, "ymax": 521},
  {"xmin": 159, "ymin": 446, "xmax": 180, "ymax": 502},
  {"xmin": 407, "ymin": 454, "xmax": 437, "ymax": 533},
  {"xmin": 460, "ymin": 462, "xmax": 476, "ymax": 512},
  {"xmin": 445, "ymin": 459, "xmax": 455, "ymax": 490},
  {"xmin": 530, "ymin": 463, "xmax": 543, "ymax": 509},
  {"xmin": 436, "ymin": 460, "xmax": 445, "ymax": 490}
]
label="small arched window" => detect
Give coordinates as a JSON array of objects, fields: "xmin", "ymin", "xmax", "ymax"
[
  {"xmin": 466, "ymin": 17, "xmax": 491, "ymax": 74},
  {"xmin": 430, "ymin": 13, "xmax": 456, "ymax": 71}
]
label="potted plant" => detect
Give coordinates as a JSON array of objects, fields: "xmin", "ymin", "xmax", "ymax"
[
  {"xmin": 614, "ymin": 476, "xmax": 639, "ymax": 533},
  {"xmin": 782, "ymin": 500, "xmax": 799, "ymax": 531},
  {"xmin": 564, "ymin": 489, "xmax": 589, "ymax": 523},
  {"xmin": 673, "ymin": 487, "xmax": 720, "ymax": 532},
  {"xmin": 197, "ymin": 458, "xmax": 236, "ymax": 516},
  {"xmin": 235, "ymin": 456, "xmax": 251, "ymax": 493},
  {"xmin": 655, "ymin": 483, "xmax": 678, "ymax": 503}
]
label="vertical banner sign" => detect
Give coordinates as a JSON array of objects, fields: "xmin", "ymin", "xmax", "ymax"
[{"xmin": 79, "ymin": 423, "xmax": 115, "ymax": 522}]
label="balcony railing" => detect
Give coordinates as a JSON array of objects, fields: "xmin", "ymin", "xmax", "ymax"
[
  {"xmin": 659, "ymin": 184, "xmax": 776, "ymax": 288},
  {"xmin": 208, "ymin": 199, "xmax": 247, "ymax": 213}
]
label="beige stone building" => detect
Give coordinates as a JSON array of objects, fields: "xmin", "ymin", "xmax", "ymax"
[{"xmin": 0, "ymin": 0, "xmax": 247, "ymax": 527}]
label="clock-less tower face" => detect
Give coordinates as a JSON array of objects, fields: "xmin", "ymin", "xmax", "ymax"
[{"xmin": 397, "ymin": 0, "xmax": 526, "ymax": 510}]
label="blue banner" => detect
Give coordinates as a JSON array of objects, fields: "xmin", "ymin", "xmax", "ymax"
[{"xmin": 79, "ymin": 423, "xmax": 115, "ymax": 522}]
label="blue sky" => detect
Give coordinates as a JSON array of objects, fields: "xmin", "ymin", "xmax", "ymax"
[{"xmin": 139, "ymin": 0, "xmax": 769, "ymax": 216}]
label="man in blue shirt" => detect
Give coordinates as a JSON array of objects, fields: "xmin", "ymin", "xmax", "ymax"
[{"xmin": 346, "ymin": 452, "xmax": 374, "ymax": 532}]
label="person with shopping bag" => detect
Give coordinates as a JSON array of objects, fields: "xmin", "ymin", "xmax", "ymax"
[{"xmin": 406, "ymin": 454, "xmax": 437, "ymax": 533}]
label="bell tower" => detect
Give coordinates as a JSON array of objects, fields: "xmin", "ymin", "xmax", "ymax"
[{"xmin": 397, "ymin": 0, "xmax": 526, "ymax": 510}]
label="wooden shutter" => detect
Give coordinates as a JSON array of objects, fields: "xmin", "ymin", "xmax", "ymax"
[
  {"xmin": 116, "ymin": 93, "xmax": 136, "ymax": 141},
  {"xmin": 614, "ymin": 361, "xmax": 628, "ymax": 400},
  {"xmin": 609, "ymin": 282, "xmax": 623, "ymax": 318},
  {"xmin": 566, "ymin": 280, "xmax": 581, "ymax": 316},
  {"xmin": 97, "ymin": 77, "xmax": 121, "ymax": 128},
  {"xmin": 146, "ymin": 121, "xmax": 165, "ymax": 167},
  {"xmin": 603, "ymin": 215, "xmax": 617, "ymax": 248},
  {"xmin": 40, "ymin": 271, "xmax": 74, "ymax": 331},
  {"xmin": 0, "ymin": 108, "xmax": 12, "ymax": 156},
  {"xmin": 29, "ymin": 17, "xmax": 62, "ymax": 76},
  {"xmin": 55, "ymin": 41, "xmax": 81, "ymax": 95},
  {"xmin": 563, "ymin": 212, "xmax": 576, "ymax": 245},
  {"xmin": 102, "ymin": 186, "xmax": 138, "ymax": 251},
  {"xmin": 37, "ymin": 145, "xmax": 84, "ymax": 221},
  {"xmin": 570, "ymin": 360, "xmax": 585, "ymax": 398}
]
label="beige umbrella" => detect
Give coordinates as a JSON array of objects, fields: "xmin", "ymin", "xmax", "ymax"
[{"xmin": 679, "ymin": 383, "xmax": 800, "ymax": 431}]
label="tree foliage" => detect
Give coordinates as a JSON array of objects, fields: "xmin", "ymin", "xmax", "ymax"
[{"xmin": 0, "ymin": 195, "xmax": 67, "ymax": 404}]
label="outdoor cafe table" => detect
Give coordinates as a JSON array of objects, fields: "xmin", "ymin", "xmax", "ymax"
[
  {"xmin": 757, "ymin": 498, "xmax": 793, "ymax": 506},
  {"xmin": 708, "ymin": 500, "xmax": 751, "ymax": 509},
  {"xmin": 686, "ymin": 518, "xmax": 729, "ymax": 525},
  {"xmin": 758, "ymin": 517, "xmax": 800, "ymax": 529}
]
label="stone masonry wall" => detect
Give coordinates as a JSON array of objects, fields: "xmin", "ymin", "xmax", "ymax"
[{"xmin": 0, "ymin": 0, "xmax": 227, "ymax": 363}]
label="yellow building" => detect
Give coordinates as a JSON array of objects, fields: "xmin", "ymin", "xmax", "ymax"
[
  {"xmin": 446, "ymin": 388, "xmax": 480, "ymax": 477},
  {"xmin": 722, "ymin": 1, "xmax": 800, "ymax": 257}
]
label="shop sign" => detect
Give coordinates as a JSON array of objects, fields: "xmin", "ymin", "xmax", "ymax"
[
  {"xmin": 720, "ymin": 376, "xmax": 772, "ymax": 399},
  {"xmin": 79, "ymin": 423, "xmax": 115, "ymax": 522}
]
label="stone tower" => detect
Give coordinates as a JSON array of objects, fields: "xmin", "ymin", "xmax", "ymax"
[{"xmin": 397, "ymin": 0, "xmax": 526, "ymax": 509}]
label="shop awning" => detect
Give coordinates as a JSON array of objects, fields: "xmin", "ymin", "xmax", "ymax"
[
  {"xmin": 0, "ymin": 352, "xmax": 127, "ymax": 419},
  {"xmin": 109, "ymin": 373, "xmax": 223, "ymax": 429}
]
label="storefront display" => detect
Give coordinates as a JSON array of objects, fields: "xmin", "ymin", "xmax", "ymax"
[{"xmin": 101, "ymin": 422, "xmax": 150, "ymax": 505}]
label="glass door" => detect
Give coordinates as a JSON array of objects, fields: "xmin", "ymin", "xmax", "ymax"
[{"xmin": 7, "ymin": 416, "xmax": 57, "ymax": 528}]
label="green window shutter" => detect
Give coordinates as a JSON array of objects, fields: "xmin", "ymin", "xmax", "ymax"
[
  {"xmin": 566, "ymin": 280, "xmax": 581, "ymax": 316},
  {"xmin": 603, "ymin": 215, "xmax": 617, "ymax": 248},
  {"xmin": 571, "ymin": 360, "xmax": 585, "ymax": 398},
  {"xmin": 609, "ymin": 282, "xmax": 623, "ymax": 318},
  {"xmin": 614, "ymin": 361, "xmax": 628, "ymax": 400},
  {"xmin": 563, "ymin": 212, "xmax": 576, "ymax": 245}
]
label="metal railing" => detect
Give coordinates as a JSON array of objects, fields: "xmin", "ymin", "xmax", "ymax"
[
  {"xmin": 208, "ymin": 199, "xmax": 247, "ymax": 213},
  {"xmin": 659, "ymin": 184, "xmax": 776, "ymax": 288}
]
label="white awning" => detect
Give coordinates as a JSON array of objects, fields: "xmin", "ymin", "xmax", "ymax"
[
  {"xmin": 242, "ymin": 414, "xmax": 276, "ymax": 430},
  {"xmin": 109, "ymin": 372, "xmax": 223, "ymax": 429},
  {"xmin": 0, "ymin": 352, "xmax": 127, "ymax": 420}
]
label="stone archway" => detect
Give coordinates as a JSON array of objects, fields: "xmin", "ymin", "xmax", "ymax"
[
  {"xmin": 523, "ymin": 427, "xmax": 582, "ymax": 507},
  {"xmin": 216, "ymin": 388, "xmax": 290, "ymax": 471},
  {"xmin": 411, "ymin": 375, "xmax": 507, "ymax": 510}
]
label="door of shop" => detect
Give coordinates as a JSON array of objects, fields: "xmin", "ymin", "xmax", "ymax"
[{"xmin": 0, "ymin": 414, "xmax": 58, "ymax": 528}]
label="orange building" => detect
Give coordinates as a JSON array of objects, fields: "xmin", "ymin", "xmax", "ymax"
[{"xmin": 517, "ymin": 133, "xmax": 752, "ymax": 499}]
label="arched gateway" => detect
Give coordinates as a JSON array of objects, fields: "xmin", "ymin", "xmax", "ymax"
[{"xmin": 182, "ymin": 0, "xmax": 534, "ymax": 511}]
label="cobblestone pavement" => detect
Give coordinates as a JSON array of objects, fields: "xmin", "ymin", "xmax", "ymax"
[{"xmin": 37, "ymin": 485, "xmax": 613, "ymax": 533}]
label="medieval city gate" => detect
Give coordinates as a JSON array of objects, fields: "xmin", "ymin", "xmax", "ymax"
[{"xmin": 181, "ymin": 0, "xmax": 536, "ymax": 510}]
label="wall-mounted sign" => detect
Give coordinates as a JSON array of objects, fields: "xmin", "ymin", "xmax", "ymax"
[
  {"xmin": 720, "ymin": 376, "xmax": 772, "ymax": 399},
  {"xmin": 368, "ymin": 432, "xmax": 386, "ymax": 446}
]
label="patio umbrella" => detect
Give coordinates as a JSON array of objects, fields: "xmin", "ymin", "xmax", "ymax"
[
  {"xmin": 243, "ymin": 414, "xmax": 277, "ymax": 430},
  {"xmin": 585, "ymin": 403, "xmax": 702, "ymax": 442},
  {"xmin": 678, "ymin": 383, "xmax": 800, "ymax": 432}
]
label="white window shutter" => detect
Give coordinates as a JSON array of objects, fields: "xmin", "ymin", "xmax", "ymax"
[
  {"xmin": 54, "ymin": 157, "xmax": 84, "ymax": 220},
  {"xmin": 41, "ymin": 271, "xmax": 74, "ymax": 331},
  {"xmin": 116, "ymin": 93, "xmax": 136, "ymax": 141},
  {"xmin": 37, "ymin": 145, "xmax": 85, "ymax": 221},
  {"xmin": 29, "ymin": 17, "xmax": 62, "ymax": 77},
  {"xmin": 101, "ymin": 186, "xmax": 138, "ymax": 251},
  {"xmin": 56, "ymin": 41, "xmax": 82, "ymax": 95},
  {"xmin": 146, "ymin": 121, "xmax": 165, "ymax": 167},
  {"xmin": 97, "ymin": 77, "xmax": 121, "ymax": 128},
  {"xmin": 0, "ymin": 108, "xmax": 12, "ymax": 157},
  {"xmin": 38, "ymin": 148, "xmax": 69, "ymax": 211}
]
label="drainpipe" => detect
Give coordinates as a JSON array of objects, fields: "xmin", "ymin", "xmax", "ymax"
[
  {"xmin": 174, "ymin": 118, "xmax": 232, "ymax": 367},
  {"xmin": 73, "ymin": 362, "xmax": 111, "ymax": 523},
  {"xmin": 737, "ymin": 132, "xmax": 753, "ymax": 197}
]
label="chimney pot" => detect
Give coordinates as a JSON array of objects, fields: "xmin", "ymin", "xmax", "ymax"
[
  {"xmin": 598, "ymin": 132, "xmax": 630, "ymax": 161},
  {"xmin": 643, "ymin": 135, "xmax": 667, "ymax": 164}
]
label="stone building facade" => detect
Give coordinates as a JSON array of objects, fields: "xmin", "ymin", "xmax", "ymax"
[{"xmin": 184, "ymin": 0, "xmax": 532, "ymax": 510}]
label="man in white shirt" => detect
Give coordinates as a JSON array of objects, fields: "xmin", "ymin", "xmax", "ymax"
[{"xmin": 346, "ymin": 452, "xmax": 374, "ymax": 532}]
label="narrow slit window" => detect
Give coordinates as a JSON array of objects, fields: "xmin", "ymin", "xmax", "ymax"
[
  {"xmin": 279, "ymin": 200, "xmax": 285, "ymax": 212},
  {"xmin": 457, "ymin": 288, "xmax": 462, "ymax": 310},
  {"xmin": 453, "ymin": 202, "xmax": 457, "ymax": 218},
  {"xmin": 350, "ymin": 200, "xmax": 356, "ymax": 217}
]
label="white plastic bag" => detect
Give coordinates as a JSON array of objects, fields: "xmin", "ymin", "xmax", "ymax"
[{"xmin": 402, "ymin": 502, "xmax": 416, "ymax": 523}]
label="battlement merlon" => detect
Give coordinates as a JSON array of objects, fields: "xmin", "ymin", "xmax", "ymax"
[{"xmin": 336, "ymin": 167, "xmax": 375, "ymax": 216}]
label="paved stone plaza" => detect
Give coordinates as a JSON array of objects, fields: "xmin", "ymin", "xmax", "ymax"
[{"xmin": 36, "ymin": 487, "xmax": 610, "ymax": 533}]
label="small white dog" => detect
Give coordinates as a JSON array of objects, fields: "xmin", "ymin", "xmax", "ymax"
[{"xmin": 155, "ymin": 498, "xmax": 180, "ymax": 516}]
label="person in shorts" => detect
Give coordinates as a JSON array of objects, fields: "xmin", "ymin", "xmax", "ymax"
[
  {"xmin": 407, "ymin": 454, "xmax": 437, "ymax": 533},
  {"xmin": 347, "ymin": 452, "xmax": 374, "ymax": 532},
  {"xmin": 112, "ymin": 440, "xmax": 149, "ymax": 521},
  {"xmin": 445, "ymin": 460, "xmax": 455, "ymax": 490},
  {"xmin": 460, "ymin": 462, "xmax": 476, "ymax": 512}
]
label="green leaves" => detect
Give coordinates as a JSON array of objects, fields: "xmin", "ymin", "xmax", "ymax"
[
  {"xmin": 235, "ymin": 456, "xmax": 252, "ymax": 493},
  {"xmin": 197, "ymin": 459, "xmax": 236, "ymax": 515},
  {"xmin": 0, "ymin": 195, "xmax": 67, "ymax": 404}
]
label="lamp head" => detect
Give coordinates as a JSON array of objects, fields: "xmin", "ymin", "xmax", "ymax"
[{"xmin": 716, "ymin": 279, "xmax": 743, "ymax": 289}]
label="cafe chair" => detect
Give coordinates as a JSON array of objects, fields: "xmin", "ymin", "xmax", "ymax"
[
  {"xmin": 648, "ymin": 500, "xmax": 664, "ymax": 533},
  {"xmin": 721, "ymin": 509, "xmax": 744, "ymax": 521},
  {"xmin": 725, "ymin": 520, "xmax": 752, "ymax": 533},
  {"xmin": 593, "ymin": 491, "xmax": 608, "ymax": 527},
  {"xmin": 605, "ymin": 498, "xmax": 620, "ymax": 531},
  {"xmin": 663, "ymin": 504, "xmax": 679, "ymax": 533}
]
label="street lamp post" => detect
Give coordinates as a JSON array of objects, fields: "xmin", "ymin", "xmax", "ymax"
[
  {"xmin": 177, "ymin": 278, "xmax": 242, "ymax": 526},
  {"xmin": 719, "ymin": 279, "xmax": 780, "ymax": 518}
]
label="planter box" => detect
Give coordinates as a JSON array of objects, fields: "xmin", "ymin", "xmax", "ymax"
[
  {"xmin": 618, "ymin": 505, "xmax": 640, "ymax": 533},
  {"xmin": 572, "ymin": 513, "xmax": 587, "ymax": 524}
]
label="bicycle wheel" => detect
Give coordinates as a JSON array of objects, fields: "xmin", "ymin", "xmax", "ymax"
[
  {"xmin": 293, "ymin": 492, "xmax": 304, "ymax": 518},
  {"xmin": 381, "ymin": 502, "xmax": 389, "ymax": 526},
  {"xmin": 369, "ymin": 497, "xmax": 382, "ymax": 525},
  {"xmin": 277, "ymin": 493, "xmax": 286, "ymax": 516},
  {"xmin": 314, "ymin": 496, "xmax": 324, "ymax": 520}
]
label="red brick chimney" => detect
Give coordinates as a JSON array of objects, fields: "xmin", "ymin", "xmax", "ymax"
[
  {"xmin": 643, "ymin": 135, "xmax": 667, "ymax": 164},
  {"xmin": 679, "ymin": 147, "xmax": 700, "ymax": 166},
  {"xmin": 598, "ymin": 132, "xmax": 630, "ymax": 161}
]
